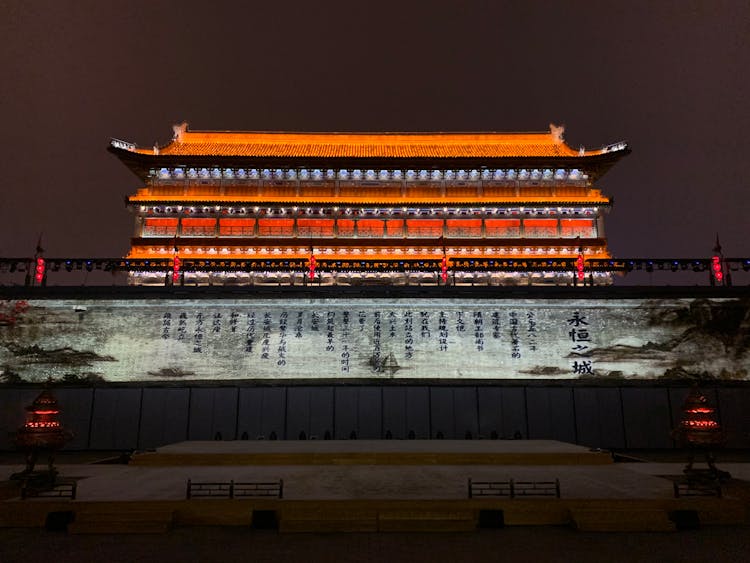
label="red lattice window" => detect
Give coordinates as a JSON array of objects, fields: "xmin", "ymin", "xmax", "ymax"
[
  {"xmin": 337, "ymin": 219, "xmax": 355, "ymax": 236},
  {"xmin": 386, "ymin": 219, "xmax": 405, "ymax": 236},
  {"xmin": 357, "ymin": 219, "xmax": 385, "ymax": 237},
  {"xmin": 182, "ymin": 218, "xmax": 217, "ymax": 236},
  {"xmin": 560, "ymin": 219, "xmax": 595, "ymax": 238},
  {"xmin": 446, "ymin": 219, "xmax": 482, "ymax": 237},
  {"xmin": 297, "ymin": 218, "xmax": 335, "ymax": 237},
  {"xmin": 406, "ymin": 219, "xmax": 443, "ymax": 237},
  {"xmin": 523, "ymin": 218, "xmax": 557, "ymax": 238},
  {"xmin": 257, "ymin": 219, "xmax": 294, "ymax": 237},
  {"xmin": 484, "ymin": 219, "xmax": 521, "ymax": 237},
  {"xmin": 143, "ymin": 218, "xmax": 178, "ymax": 237},
  {"xmin": 219, "ymin": 218, "xmax": 256, "ymax": 236}
]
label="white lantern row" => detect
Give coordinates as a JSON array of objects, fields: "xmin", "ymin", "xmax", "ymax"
[
  {"xmin": 147, "ymin": 206, "xmax": 599, "ymax": 216},
  {"xmin": 153, "ymin": 167, "xmax": 586, "ymax": 182}
]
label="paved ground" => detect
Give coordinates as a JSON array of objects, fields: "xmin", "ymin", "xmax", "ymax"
[
  {"xmin": 3, "ymin": 441, "xmax": 747, "ymax": 502},
  {"xmin": 0, "ymin": 463, "xmax": 698, "ymax": 501},
  {"xmin": 2, "ymin": 461, "xmax": 749, "ymax": 502},
  {"xmin": 1, "ymin": 525, "xmax": 749, "ymax": 563},
  {"xmin": 154, "ymin": 439, "xmax": 592, "ymax": 454},
  {"xmin": 1, "ymin": 445, "xmax": 748, "ymax": 562}
]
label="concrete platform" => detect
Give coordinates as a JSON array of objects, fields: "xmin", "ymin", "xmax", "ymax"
[
  {"xmin": 130, "ymin": 440, "xmax": 614, "ymax": 466},
  {"xmin": 1, "ymin": 440, "xmax": 747, "ymax": 533}
]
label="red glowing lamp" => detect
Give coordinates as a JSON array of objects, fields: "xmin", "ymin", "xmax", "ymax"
[
  {"xmin": 14, "ymin": 389, "xmax": 72, "ymax": 474},
  {"xmin": 711, "ymin": 255, "xmax": 723, "ymax": 284},
  {"xmin": 309, "ymin": 254, "xmax": 317, "ymax": 280},
  {"xmin": 576, "ymin": 253, "xmax": 584, "ymax": 281},
  {"xmin": 440, "ymin": 256, "xmax": 448, "ymax": 283},
  {"xmin": 673, "ymin": 388, "xmax": 724, "ymax": 447},
  {"xmin": 711, "ymin": 235, "xmax": 725, "ymax": 286},
  {"xmin": 173, "ymin": 255, "xmax": 181, "ymax": 283},
  {"xmin": 35, "ymin": 257, "xmax": 45, "ymax": 284}
]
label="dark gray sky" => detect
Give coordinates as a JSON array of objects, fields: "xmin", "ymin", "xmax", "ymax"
[{"xmin": 1, "ymin": 0, "xmax": 749, "ymax": 260}]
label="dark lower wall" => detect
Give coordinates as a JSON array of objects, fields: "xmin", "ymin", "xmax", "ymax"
[{"xmin": 1, "ymin": 385, "xmax": 748, "ymax": 451}]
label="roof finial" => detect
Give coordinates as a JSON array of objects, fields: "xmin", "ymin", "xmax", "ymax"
[
  {"xmin": 173, "ymin": 122, "xmax": 189, "ymax": 142},
  {"xmin": 549, "ymin": 123, "xmax": 565, "ymax": 144}
]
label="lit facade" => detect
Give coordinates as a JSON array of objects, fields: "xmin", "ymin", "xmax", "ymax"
[{"xmin": 110, "ymin": 123, "xmax": 629, "ymax": 285}]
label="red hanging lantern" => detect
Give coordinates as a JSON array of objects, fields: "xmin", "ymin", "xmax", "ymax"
[
  {"xmin": 440, "ymin": 256, "xmax": 448, "ymax": 283},
  {"xmin": 173, "ymin": 255, "xmax": 181, "ymax": 283},
  {"xmin": 711, "ymin": 235, "xmax": 725, "ymax": 286},
  {"xmin": 711, "ymin": 255, "xmax": 723, "ymax": 285},
  {"xmin": 576, "ymin": 253, "xmax": 584, "ymax": 281},
  {"xmin": 309, "ymin": 254, "xmax": 316, "ymax": 280},
  {"xmin": 35, "ymin": 257, "xmax": 46, "ymax": 284}
]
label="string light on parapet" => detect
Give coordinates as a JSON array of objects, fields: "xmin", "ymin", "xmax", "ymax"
[{"xmin": 6, "ymin": 256, "xmax": 750, "ymax": 287}]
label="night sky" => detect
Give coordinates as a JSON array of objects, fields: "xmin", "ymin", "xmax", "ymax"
[{"xmin": 1, "ymin": 1, "xmax": 749, "ymax": 263}]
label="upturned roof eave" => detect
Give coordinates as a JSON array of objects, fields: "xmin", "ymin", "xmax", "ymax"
[{"xmin": 110, "ymin": 145, "xmax": 629, "ymax": 183}]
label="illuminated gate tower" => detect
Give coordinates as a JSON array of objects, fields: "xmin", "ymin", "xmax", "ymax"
[{"xmin": 109, "ymin": 123, "xmax": 629, "ymax": 285}]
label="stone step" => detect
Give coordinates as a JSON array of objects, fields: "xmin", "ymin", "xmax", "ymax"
[
  {"xmin": 280, "ymin": 508, "xmax": 378, "ymax": 533},
  {"xmin": 279, "ymin": 508, "xmax": 477, "ymax": 533},
  {"xmin": 68, "ymin": 509, "xmax": 174, "ymax": 534},
  {"xmin": 570, "ymin": 508, "xmax": 676, "ymax": 532},
  {"xmin": 377, "ymin": 510, "xmax": 476, "ymax": 532}
]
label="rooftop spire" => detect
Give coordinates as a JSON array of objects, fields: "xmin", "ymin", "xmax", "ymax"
[{"xmin": 713, "ymin": 233, "xmax": 722, "ymax": 255}]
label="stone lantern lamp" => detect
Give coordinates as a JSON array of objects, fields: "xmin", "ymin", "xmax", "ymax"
[
  {"xmin": 672, "ymin": 387, "xmax": 730, "ymax": 482},
  {"xmin": 12, "ymin": 389, "xmax": 73, "ymax": 483}
]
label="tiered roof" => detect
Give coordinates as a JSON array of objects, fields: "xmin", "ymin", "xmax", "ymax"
[
  {"xmin": 132, "ymin": 128, "xmax": 606, "ymax": 159},
  {"xmin": 110, "ymin": 123, "xmax": 629, "ymax": 184}
]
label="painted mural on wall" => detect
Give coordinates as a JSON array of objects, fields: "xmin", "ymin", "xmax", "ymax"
[{"xmin": 0, "ymin": 297, "xmax": 748, "ymax": 383}]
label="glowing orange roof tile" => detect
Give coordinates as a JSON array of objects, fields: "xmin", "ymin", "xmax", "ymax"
[
  {"xmin": 127, "ymin": 193, "xmax": 611, "ymax": 205},
  {"xmin": 130, "ymin": 123, "xmax": 617, "ymax": 159}
]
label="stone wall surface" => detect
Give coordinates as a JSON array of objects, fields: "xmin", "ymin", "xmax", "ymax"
[
  {"xmin": 2, "ymin": 297, "xmax": 749, "ymax": 383},
  {"xmin": 0, "ymin": 384, "xmax": 748, "ymax": 450},
  {"xmin": 2, "ymin": 294, "xmax": 748, "ymax": 450}
]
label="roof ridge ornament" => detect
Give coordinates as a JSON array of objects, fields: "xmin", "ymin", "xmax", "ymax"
[
  {"xmin": 173, "ymin": 122, "xmax": 189, "ymax": 143},
  {"xmin": 110, "ymin": 138, "xmax": 135, "ymax": 151},
  {"xmin": 549, "ymin": 123, "xmax": 565, "ymax": 144}
]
